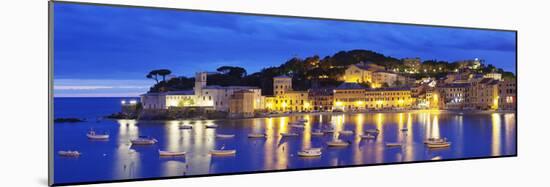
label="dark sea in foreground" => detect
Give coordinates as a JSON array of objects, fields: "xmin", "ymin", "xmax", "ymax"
[{"xmin": 53, "ymin": 97, "xmax": 516, "ymax": 184}]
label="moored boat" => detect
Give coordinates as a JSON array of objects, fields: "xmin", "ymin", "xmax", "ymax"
[
  {"xmin": 290, "ymin": 123, "xmax": 305, "ymax": 128},
  {"xmin": 359, "ymin": 134, "xmax": 376, "ymax": 139},
  {"xmin": 205, "ymin": 124, "xmax": 218, "ymax": 128},
  {"xmin": 311, "ymin": 129, "xmax": 324, "ymax": 136},
  {"xmin": 424, "ymin": 137, "xmax": 445, "ymax": 144},
  {"xmin": 280, "ymin": 132, "xmax": 299, "ymax": 137},
  {"xmin": 216, "ymin": 134, "xmax": 235, "ymax": 138},
  {"xmin": 158, "ymin": 150, "xmax": 186, "ymax": 156},
  {"xmin": 426, "ymin": 140, "xmax": 451, "ymax": 149},
  {"xmin": 327, "ymin": 140, "xmax": 350, "ymax": 147},
  {"xmin": 297, "ymin": 148, "xmax": 322, "ymax": 157},
  {"xmin": 297, "ymin": 118, "xmax": 308, "ymax": 123},
  {"xmin": 248, "ymin": 133, "xmax": 267, "ymax": 138},
  {"xmin": 339, "ymin": 130, "xmax": 354, "ymax": 135},
  {"xmin": 131, "ymin": 136, "xmax": 158, "ymax": 145},
  {"xmin": 86, "ymin": 130, "xmax": 109, "ymax": 140},
  {"xmin": 210, "ymin": 149, "xmax": 236, "ymax": 156},
  {"xmin": 365, "ymin": 129, "xmax": 380, "ymax": 134},
  {"xmin": 58, "ymin": 150, "xmax": 81, "ymax": 157},
  {"xmin": 323, "ymin": 129, "xmax": 335, "ymax": 133},
  {"xmin": 385, "ymin": 142, "xmax": 402, "ymax": 147},
  {"xmin": 179, "ymin": 124, "xmax": 193, "ymax": 130}
]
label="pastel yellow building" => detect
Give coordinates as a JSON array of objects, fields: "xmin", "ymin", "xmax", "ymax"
[
  {"xmin": 333, "ymin": 83, "xmax": 367, "ymax": 111},
  {"xmin": 342, "ymin": 62, "xmax": 408, "ymax": 88},
  {"xmin": 365, "ymin": 87, "xmax": 414, "ymax": 109},
  {"xmin": 265, "ymin": 75, "xmax": 311, "ymax": 112}
]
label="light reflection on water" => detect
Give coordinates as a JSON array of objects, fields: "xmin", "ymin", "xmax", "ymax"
[{"xmin": 54, "ymin": 112, "xmax": 516, "ymax": 184}]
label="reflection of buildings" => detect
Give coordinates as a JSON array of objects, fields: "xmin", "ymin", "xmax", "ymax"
[{"xmin": 141, "ymin": 72, "xmax": 264, "ymax": 112}]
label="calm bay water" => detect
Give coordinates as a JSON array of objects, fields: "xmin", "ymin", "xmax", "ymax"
[{"xmin": 53, "ymin": 97, "xmax": 516, "ymax": 184}]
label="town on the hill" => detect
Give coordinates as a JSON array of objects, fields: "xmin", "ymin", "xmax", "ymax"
[{"xmin": 124, "ymin": 54, "xmax": 515, "ymax": 119}]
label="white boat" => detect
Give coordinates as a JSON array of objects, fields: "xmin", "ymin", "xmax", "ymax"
[
  {"xmin": 291, "ymin": 124, "xmax": 305, "ymax": 128},
  {"xmin": 311, "ymin": 129, "xmax": 324, "ymax": 136},
  {"xmin": 86, "ymin": 130, "xmax": 109, "ymax": 140},
  {"xmin": 327, "ymin": 140, "xmax": 350, "ymax": 147},
  {"xmin": 158, "ymin": 150, "xmax": 186, "ymax": 156},
  {"xmin": 210, "ymin": 149, "xmax": 236, "ymax": 156},
  {"xmin": 424, "ymin": 137, "xmax": 445, "ymax": 144},
  {"xmin": 297, "ymin": 148, "xmax": 322, "ymax": 157},
  {"xmin": 359, "ymin": 134, "xmax": 376, "ymax": 139},
  {"xmin": 280, "ymin": 132, "xmax": 299, "ymax": 137},
  {"xmin": 131, "ymin": 136, "xmax": 158, "ymax": 145},
  {"xmin": 216, "ymin": 134, "xmax": 235, "ymax": 138},
  {"xmin": 365, "ymin": 129, "xmax": 380, "ymax": 134},
  {"xmin": 179, "ymin": 124, "xmax": 193, "ymax": 130},
  {"xmin": 339, "ymin": 130, "xmax": 354, "ymax": 135},
  {"xmin": 385, "ymin": 142, "xmax": 402, "ymax": 147},
  {"xmin": 205, "ymin": 124, "xmax": 218, "ymax": 128},
  {"xmin": 58, "ymin": 150, "xmax": 81, "ymax": 157},
  {"xmin": 323, "ymin": 129, "xmax": 335, "ymax": 133},
  {"xmin": 297, "ymin": 119, "xmax": 308, "ymax": 123},
  {"xmin": 426, "ymin": 141, "xmax": 451, "ymax": 149},
  {"xmin": 248, "ymin": 133, "xmax": 267, "ymax": 138}
]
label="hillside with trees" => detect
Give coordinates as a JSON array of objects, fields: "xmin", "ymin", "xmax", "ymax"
[{"xmin": 147, "ymin": 49, "xmax": 516, "ymax": 94}]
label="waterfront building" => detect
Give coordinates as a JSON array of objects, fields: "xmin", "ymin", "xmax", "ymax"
[
  {"xmin": 273, "ymin": 75, "xmax": 292, "ymax": 95},
  {"xmin": 308, "ymin": 88, "xmax": 334, "ymax": 111},
  {"xmin": 437, "ymin": 83, "xmax": 469, "ymax": 109},
  {"xmin": 365, "ymin": 87, "xmax": 414, "ymax": 109},
  {"xmin": 464, "ymin": 78, "xmax": 500, "ymax": 110},
  {"xmin": 333, "ymin": 83, "xmax": 367, "ymax": 111},
  {"xmin": 265, "ymin": 75, "xmax": 310, "ymax": 112},
  {"xmin": 141, "ymin": 72, "xmax": 264, "ymax": 112},
  {"xmin": 229, "ymin": 90, "xmax": 256, "ymax": 118},
  {"xmin": 498, "ymin": 79, "xmax": 517, "ymax": 110}
]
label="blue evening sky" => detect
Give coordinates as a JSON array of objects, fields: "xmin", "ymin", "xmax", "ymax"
[{"xmin": 53, "ymin": 2, "xmax": 516, "ymax": 97}]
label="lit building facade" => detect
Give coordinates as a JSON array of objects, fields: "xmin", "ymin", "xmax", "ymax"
[
  {"xmin": 438, "ymin": 83, "xmax": 469, "ymax": 109},
  {"xmin": 308, "ymin": 88, "xmax": 334, "ymax": 111},
  {"xmin": 229, "ymin": 90, "xmax": 256, "ymax": 117},
  {"xmin": 498, "ymin": 79, "xmax": 516, "ymax": 110},
  {"xmin": 365, "ymin": 87, "xmax": 414, "ymax": 109},
  {"xmin": 333, "ymin": 83, "xmax": 367, "ymax": 111},
  {"xmin": 141, "ymin": 72, "xmax": 264, "ymax": 112},
  {"xmin": 465, "ymin": 78, "xmax": 500, "ymax": 110},
  {"xmin": 265, "ymin": 75, "xmax": 311, "ymax": 112},
  {"xmin": 341, "ymin": 62, "xmax": 408, "ymax": 88}
]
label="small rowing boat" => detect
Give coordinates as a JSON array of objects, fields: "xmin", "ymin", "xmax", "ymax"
[
  {"xmin": 311, "ymin": 129, "xmax": 324, "ymax": 136},
  {"xmin": 359, "ymin": 134, "xmax": 376, "ymax": 139},
  {"xmin": 86, "ymin": 130, "xmax": 109, "ymax": 140},
  {"xmin": 179, "ymin": 124, "xmax": 193, "ymax": 130},
  {"xmin": 280, "ymin": 132, "xmax": 299, "ymax": 137},
  {"xmin": 297, "ymin": 148, "xmax": 322, "ymax": 157},
  {"xmin": 205, "ymin": 124, "xmax": 218, "ymax": 128},
  {"xmin": 385, "ymin": 142, "xmax": 402, "ymax": 147},
  {"xmin": 248, "ymin": 133, "xmax": 266, "ymax": 138},
  {"xmin": 339, "ymin": 130, "xmax": 354, "ymax": 135},
  {"xmin": 158, "ymin": 150, "xmax": 186, "ymax": 156},
  {"xmin": 58, "ymin": 150, "xmax": 81, "ymax": 157},
  {"xmin": 131, "ymin": 136, "xmax": 158, "ymax": 145},
  {"xmin": 210, "ymin": 149, "xmax": 236, "ymax": 156},
  {"xmin": 216, "ymin": 134, "xmax": 235, "ymax": 138},
  {"xmin": 365, "ymin": 129, "xmax": 380, "ymax": 134},
  {"xmin": 327, "ymin": 140, "xmax": 350, "ymax": 147}
]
